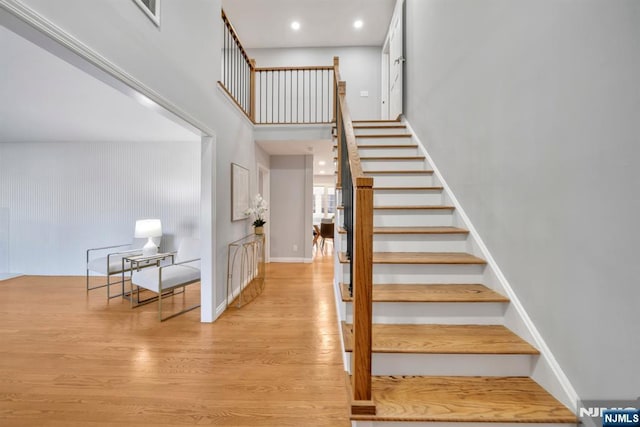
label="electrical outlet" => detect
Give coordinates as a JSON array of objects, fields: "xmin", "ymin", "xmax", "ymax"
[
  {"xmin": 293, "ymin": 244, "xmax": 298, "ymax": 252},
  {"xmin": 360, "ymin": 90, "xmax": 369, "ymax": 97}
]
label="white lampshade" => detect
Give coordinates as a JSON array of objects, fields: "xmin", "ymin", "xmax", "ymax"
[{"xmin": 134, "ymin": 219, "xmax": 162, "ymax": 256}]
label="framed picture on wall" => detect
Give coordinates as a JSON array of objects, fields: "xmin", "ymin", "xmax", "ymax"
[
  {"xmin": 231, "ymin": 163, "xmax": 250, "ymax": 222},
  {"xmin": 132, "ymin": 0, "xmax": 160, "ymax": 27}
]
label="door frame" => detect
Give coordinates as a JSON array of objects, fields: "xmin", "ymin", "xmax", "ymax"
[
  {"xmin": 256, "ymin": 162, "xmax": 270, "ymax": 262},
  {"xmin": 383, "ymin": 0, "xmax": 405, "ymax": 120}
]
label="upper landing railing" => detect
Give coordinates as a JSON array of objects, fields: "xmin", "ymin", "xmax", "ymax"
[
  {"xmin": 220, "ymin": 10, "xmax": 335, "ymax": 125},
  {"xmin": 219, "ymin": 10, "xmax": 375, "ymax": 416}
]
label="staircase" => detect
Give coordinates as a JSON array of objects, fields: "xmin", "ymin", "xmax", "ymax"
[{"xmin": 333, "ymin": 120, "xmax": 577, "ymax": 426}]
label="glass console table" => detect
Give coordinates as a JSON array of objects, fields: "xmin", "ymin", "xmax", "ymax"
[{"xmin": 226, "ymin": 234, "xmax": 265, "ymax": 308}]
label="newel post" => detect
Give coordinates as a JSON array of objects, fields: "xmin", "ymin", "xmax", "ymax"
[
  {"xmin": 249, "ymin": 59, "xmax": 256, "ymax": 122},
  {"xmin": 351, "ymin": 174, "xmax": 375, "ymax": 415}
]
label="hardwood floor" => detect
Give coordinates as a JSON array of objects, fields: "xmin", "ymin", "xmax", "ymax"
[{"xmin": 0, "ymin": 253, "xmax": 350, "ymax": 426}]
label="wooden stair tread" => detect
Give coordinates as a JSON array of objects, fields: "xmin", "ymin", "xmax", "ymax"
[
  {"xmin": 364, "ymin": 170, "xmax": 434, "ymax": 174},
  {"xmin": 352, "ymin": 119, "xmax": 401, "ymax": 123},
  {"xmin": 339, "ymin": 252, "xmax": 486, "ymax": 265},
  {"xmin": 373, "ymin": 186, "xmax": 443, "ymax": 191},
  {"xmin": 360, "ymin": 156, "xmax": 424, "ymax": 160},
  {"xmin": 341, "ymin": 322, "xmax": 539, "ymax": 354},
  {"xmin": 337, "ymin": 226, "xmax": 468, "ymax": 235},
  {"xmin": 334, "ymin": 156, "xmax": 424, "ymax": 161},
  {"xmin": 337, "ymin": 205, "xmax": 455, "ymax": 210},
  {"xmin": 355, "ymin": 134, "xmax": 412, "ymax": 139},
  {"xmin": 354, "ymin": 125, "xmax": 407, "ymax": 129},
  {"xmin": 333, "ymin": 144, "xmax": 417, "ymax": 149},
  {"xmin": 351, "ymin": 376, "xmax": 577, "ymax": 423},
  {"xmin": 339, "ymin": 283, "xmax": 509, "ymax": 303}
]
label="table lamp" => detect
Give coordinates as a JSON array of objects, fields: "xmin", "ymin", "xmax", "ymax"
[{"xmin": 134, "ymin": 219, "xmax": 162, "ymax": 256}]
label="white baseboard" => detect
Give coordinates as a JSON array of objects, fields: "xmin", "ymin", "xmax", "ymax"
[
  {"xmin": 403, "ymin": 117, "xmax": 579, "ymax": 411},
  {"xmin": 214, "ymin": 300, "xmax": 227, "ymax": 319}
]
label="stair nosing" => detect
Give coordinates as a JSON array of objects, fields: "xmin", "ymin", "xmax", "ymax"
[
  {"xmin": 338, "ymin": 283, "xmax": 510, "ymax": 303},
  {"xmin": 337, "ymin": 226, "xmax": 468, "ymax": 235},
  {"xmin": 373, "ymin": 186, "xmax": 443, "ymax": 191},
  {"xmin": 341, "ymin": 322, "xmax": 540, "ymax": 355},
  {"xmin": 338, "ymin": 252, "xmax": 486, "ymax": 265},
  {"xmin": 350, "ymin": 375, "xmax": 578, "ymax": 424},
  {"xmin": 337, "ymin": 205, "xmax": 455, "ymax": 210},
  {"xmin": 363, "ymin": 170, "xmax": 434, "ymax": 175}
]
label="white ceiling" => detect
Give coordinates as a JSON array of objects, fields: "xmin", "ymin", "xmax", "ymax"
[
  {"xmin": 256, "ymin": 138, "xmax": 334, "ymax": 177},
  {"xmin": 222, "ymin": 0, "xmax": 396, "ymax": 49},
  {"xmin": 0, "ymin": 25, "xmax": 199, "ymax": 143}
]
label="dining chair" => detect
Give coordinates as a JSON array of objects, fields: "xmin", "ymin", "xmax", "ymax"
[{"xmin": 320, "ymin": 222, "xmax": 334, "ymax": 253}]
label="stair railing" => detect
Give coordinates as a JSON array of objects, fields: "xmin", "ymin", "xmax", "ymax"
[
  {"xmin": 334, "ymin": 58, "xmax": 376, "ymax": 416},
  {"xmin": 254, "ymin": 65, "xmax": 334, "ymax": 124},
  {"xmin": 220, "ymin": 10, "xmax": 253, "ymax": 119},
  {"xmin": 219, "ymin": 10, "xmax": 335, "ymax": 125}
]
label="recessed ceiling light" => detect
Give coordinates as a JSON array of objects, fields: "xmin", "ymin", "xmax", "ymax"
[
  {"xmin": 291, "ymin": 21, "xmax": 300, "ymax": 31},
  {"xmin": 353, "ymin": 20, "xmax": 363, "ymax": 29},
  {"xmin": 318, "ymin": 160, "xmax": 326, "ymax": 166}
]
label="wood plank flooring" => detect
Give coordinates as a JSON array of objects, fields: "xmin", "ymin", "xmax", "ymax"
[{"xmin": 0, "ymin": 253, "xmax": 350, "ymax": 426}]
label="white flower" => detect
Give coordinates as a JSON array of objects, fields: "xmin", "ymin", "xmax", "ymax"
[{"xmin": 246, "ymin": 193, "xmax": 268, "ymax": 226}]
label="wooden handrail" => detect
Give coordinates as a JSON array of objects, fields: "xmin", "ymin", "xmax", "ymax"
[
  {"xmin": 254, "ymin": 65, "xmax": 334, "ymax": 72},
  {"xmin": 221, "ymin": 9, "xmax": 253, "ymax": 68},
  {"xmin": 336, "ymin": 82, "xmax": 368, "ymax": 184}
]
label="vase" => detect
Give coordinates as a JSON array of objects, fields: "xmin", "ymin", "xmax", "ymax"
[{"xmin": 254, "ymin": 226, "xmax": 264, "ymax": 235}]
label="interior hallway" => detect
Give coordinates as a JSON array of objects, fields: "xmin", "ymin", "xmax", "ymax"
[{"xmin": 0, "ymin": 252, "xmax": 350, "ymax": 426}]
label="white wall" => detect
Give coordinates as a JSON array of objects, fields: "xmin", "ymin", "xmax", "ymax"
[
  {"xmin": 404, "ymin": 0, "xmax": 640, "ymax": 399},
  {"xmin": 0, "ymin": 140, "xmax": 200, "ymax": 274},
  {"xmin": 9, "ymin": 0, "xmax": 259, "ymax": 319},
  {"xmin": 270, "ymin": 155, "xmax": 313, "ymax": 261},
  {"xmin": 248, "ymin": 46, "xmax": 382, "ymax": 120}
]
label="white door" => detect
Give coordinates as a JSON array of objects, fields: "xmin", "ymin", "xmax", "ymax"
[{"xmin": 389, "ymin": 6, "xmax": 404, "ymax": 120}]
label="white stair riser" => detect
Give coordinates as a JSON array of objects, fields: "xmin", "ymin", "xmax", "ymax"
[
  {"xmin": 363, "ymin": 174, "xmax": 435, "ymax": 187},
  {"xmin": 353, "ymin": 421, "xmax": 577, "ymax": 427},
  {"xmin": 354, "ymin": 127, "xmax": 409, "ymax": 136},
  {"xmin": 374, "ymin": 190, "xmax": 443, "ymax": 206},
  {"xmin": 358, "ymin": 147, "xmax": 420, "ymax": 157},
  {"xmin": 355, "ymin": 136, "xmax": 415, "ymax": 146},
  {"xmin": 340, "ymin": 263, "xmax": 486, "ymax": 284},
  {"xmin": 361, "ymin": 158, "xmax": 426, "ymax": 170},
  {"xmin": 373, "ymin": 210, "xmax": 455, "ymax": 227},
  {"xmin": 344, "ymin": 353, "xmax": 534, "ymax": 377},
  {"xmin": 361, "ymin": 156, "xmax": 426, "ymax": 171},
  {"xmin": 344, "ymin": 301, "xmax": 507, "ymax": 325},
  {"xmin": 340, "ymin": 233, "xmax": 469, "ymax": 252}
]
